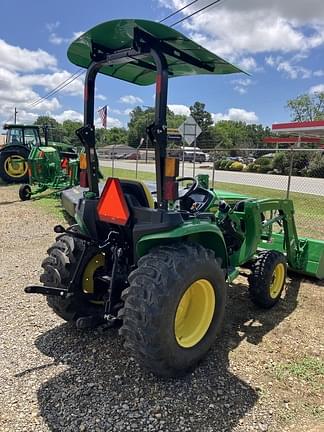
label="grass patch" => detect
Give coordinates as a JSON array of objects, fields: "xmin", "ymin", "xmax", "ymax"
[
  {"xmin": 274, "ymin": 356, "xmax": 324, "ymax": 390},
  {"xmin": 31, "ymin": 192, "xmax": 71, "ymax": 223},
  {"xmin": 100, "ymin": 166, "xmax": 155, "ymax": 182}
]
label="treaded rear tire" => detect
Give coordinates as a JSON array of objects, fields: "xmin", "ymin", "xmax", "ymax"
[
  {"xmin": 0, "ymin": 147, "xmax": 29, "ymax": 183},
  {"xmin": 40, "ymin": 233, "xmax": 100, "ymax": 321},
  {"xmin": 248, "ymin": 250, "xmax": 287, "ymax": 309},
  {"xmin": 118, "ymin": 242, "xmax": 227, "ymax": 377}
]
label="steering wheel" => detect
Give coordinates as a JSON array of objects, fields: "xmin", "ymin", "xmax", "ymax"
[{"xmin": 175, "ymin": 177, "xmax": 198, "ymax": 200}]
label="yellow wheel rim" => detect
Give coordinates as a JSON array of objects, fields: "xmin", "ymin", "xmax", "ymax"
[
  {"xmin": 174, "ymin": 279, "xmax": 215, "ymax": 348},
  {"xmin": 82, "ymin": 253, "xmax": 105, "ymax": 294},
  {"xmin": 269, "ymin": 263, "xmax": 285, "ymax": 299},
  {"xmin": 4, "ymin": 155, "xmax": 28, "ymax": 178}
]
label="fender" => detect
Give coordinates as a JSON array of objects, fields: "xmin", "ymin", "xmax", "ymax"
[{"xmin": 136, "ymin": 220, "xmax": 228, "ymax": 269}]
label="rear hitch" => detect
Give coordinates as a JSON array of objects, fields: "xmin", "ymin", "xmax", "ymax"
[
  {"xmin": 54, "ymin": 224, "xmax": 95, "ymax": 243},
  {"xmin": 25, "ymin": 285, "xmax": 69, "ymax": 297}
]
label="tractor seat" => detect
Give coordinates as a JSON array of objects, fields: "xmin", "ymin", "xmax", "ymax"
[{"xmin": 120, "ymin": 180, "xmax": 154, "ymax": 209}]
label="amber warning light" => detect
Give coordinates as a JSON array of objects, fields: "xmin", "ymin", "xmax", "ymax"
[{"xmin": 97, "ymin": 178, "xmax": 130, "ymax": 225}]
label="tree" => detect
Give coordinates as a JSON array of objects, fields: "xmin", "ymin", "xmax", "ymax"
[
  {"xmin": 286, "ymin": 92, "xmax": 324, "ymax": 121},
  {"xmin": 62, "ymin": 119, "xmax": 82, "ymax": 146},
  {"xmin": 106, "ymin": 127, "xmax": 128, "ymax": 145},
  {"xmin": 34, "ymin": 115, "xmax": 65, "ymax": 143},
  {"xmin": 189, "ymin": 101, "xmax": 213, "ymax": 147},
  {"xmin": 127, "ymin": 106, "xmax": 186, "ymax": 148}
]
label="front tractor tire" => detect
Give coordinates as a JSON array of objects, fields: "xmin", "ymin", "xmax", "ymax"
[
  {"xmin": 248, "ymin": 250, "xmax": 287, "ymax": 309},
  {"xmin": 119, "ymin": 243, "xmax": 227, "ymax": 377},
  {"xmin": 40, "ymin": 233, "xmax": 104, "ymax": 322}
]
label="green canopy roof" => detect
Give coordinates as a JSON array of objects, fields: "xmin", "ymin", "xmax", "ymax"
[{"xmin": 67, "ymin": 19, "xmax": 244, "ymax": 86}]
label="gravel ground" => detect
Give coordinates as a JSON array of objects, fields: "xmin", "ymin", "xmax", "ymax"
[{"xmin": 0, "ymin": 185, "xmax": 323, "ymax": 432}]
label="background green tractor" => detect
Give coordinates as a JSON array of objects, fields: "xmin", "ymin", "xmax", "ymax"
[
  {"xmin": 25, "ymin": 19, "xmax": 324, "ymax": 377},
  {"xmin": 0, "ymin": 123, "xmax": 77, "ymax": 184}
]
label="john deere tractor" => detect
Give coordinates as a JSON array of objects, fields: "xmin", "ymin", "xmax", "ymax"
[
  {"xmin": 25, "ymin": 20, "xmax": 324, "ymax": 377},
  {"xmin": 0, "ymin": 123, "xmax": 76, "ymax": 184}
]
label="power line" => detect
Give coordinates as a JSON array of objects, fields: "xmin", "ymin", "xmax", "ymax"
[
  {"xmin": 170, "ymin": 0, "xmax": 223, "ymax": 27},
  {"xmin": 159, "ymin": 0, "xmax": 200, "ymax": 23},
  {"xmin": 28, "ymin": 68, "xmax": 84, "ymax": 108}
]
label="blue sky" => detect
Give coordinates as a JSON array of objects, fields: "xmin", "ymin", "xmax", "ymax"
[{"xmin": 0, "ymin": 0, "xmax": 324, "ymax": 130}]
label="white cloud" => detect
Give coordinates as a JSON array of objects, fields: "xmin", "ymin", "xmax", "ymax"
[
  {"xmin": 53, "ymin": 110, "xmax": 83, "ymax": 123},
  {"xmin": 314, "ymin": 70, "xmax": 324, "ymax": 77},
  {"xmin": 309, "ymin": 84, "xmax": 324, "ymax": 94},
  {"xmin": 237, "ymin": 57, "xmax": 260, "ymax": 72},
  {"xmin": 232, "ymin": 78, "xmax": 253, "ymax": 94},
  {"xmin": 119, "ymin": 95, "xmax": 144, "ymax": 104},
  {"xmin": 46, "ymin": 22, "xmax": 60, "ymax": 32},
  {"xmin": 96, "ymin": 94, "xmax": 107, "ymax": 101},
  {"xmin": 49, "ymin": 33, "xmax": 67, "ymax": 46},
  {"xmin": 212, "ymin": 108, "xmax": 258, "ymax": 124},
  {"xmin": 0, "ymin": 39, "xmax": 57, "ymax": 72},
  {"xmin": 168, "ymin": 104, "xmax": 190, "ymax": 116},
  {"xmin": 265, "ymin": 55, "xmax": 312, "ymax": 79},
  {"xmin": 20, "ymin": 71, "xmax": 84, "ymax": 96},
  {"xmin": 162, "ymin": 0, "xmax": 324, "ymax": 60}
]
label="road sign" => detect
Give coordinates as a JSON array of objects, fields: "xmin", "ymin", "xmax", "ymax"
[{"xmin": 178, "ymin": 116, "xmax": 202, "ymax": 145}]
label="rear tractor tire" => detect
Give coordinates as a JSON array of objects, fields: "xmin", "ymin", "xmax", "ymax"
[
  {"xmin": 248, "ymin": 250, "xmax": 287, "ymax": 309},
  {"xmin": 119, "ymin": 242, "xmax": 227, "ymax": 377},
  {"xmin": 40, "ymin": 233, "xmax": 105, "ymax": 322},
  {"xmin": 0, "ymin": 147, "xmax": 29, "ymax": 183}
]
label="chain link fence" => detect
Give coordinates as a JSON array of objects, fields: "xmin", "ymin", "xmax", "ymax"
[{"xmin": 99, "ymin": 144, "xmax": 324, "ymax": 241}]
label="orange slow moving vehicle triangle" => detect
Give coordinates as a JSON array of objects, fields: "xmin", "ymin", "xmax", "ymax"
[{"xmin": 97, "ymin": 178, "xmax": 130, "ymax": 225}]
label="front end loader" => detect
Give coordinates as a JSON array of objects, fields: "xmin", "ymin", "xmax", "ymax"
[{"xmin": 25, "ymin": 19, "xmax": 324, "ymax": 377}]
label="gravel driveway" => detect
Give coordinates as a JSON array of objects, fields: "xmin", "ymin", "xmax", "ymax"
[{"xmin": 0, "ymin": 186, "xmax": 323, "ymax": 432}]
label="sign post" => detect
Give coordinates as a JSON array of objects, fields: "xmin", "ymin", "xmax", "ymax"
[{"xmin": 178, "ymin": 116, "xmax": 202, "ymax": 177}]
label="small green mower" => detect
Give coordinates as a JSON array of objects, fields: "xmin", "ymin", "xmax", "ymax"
[
  {"xmin": 18, "ymin": 145, "xmax": 79, "ymax": 200},
  {"xmin": 25, "ymin": 19, "xmax": 324, "ymax": 377}
]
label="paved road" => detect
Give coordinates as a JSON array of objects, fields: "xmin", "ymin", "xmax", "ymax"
[{"xmin": 100, "ymin": 159, "xmax": 324, "ymax": 197}]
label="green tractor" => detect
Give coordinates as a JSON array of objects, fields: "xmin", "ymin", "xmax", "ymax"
[
  {"xmin": 25, "ymin": 20, "xmax": 324, "ymax": 377},
  {"xmin": 0, "ymin": 123, "xmax": 77, "ymax": 184}
]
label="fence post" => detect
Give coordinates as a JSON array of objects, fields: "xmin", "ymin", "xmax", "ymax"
[
  {"xmin": 112, "ymin": 144, "xmax": 115, "ymax": 177},
  {"xmin": 211, "ymin": 152, "xmax": 215, "ymax": 189},
  {"xmin": 286, "ymin": 146, "xmax": 295, "ymax": 199}
]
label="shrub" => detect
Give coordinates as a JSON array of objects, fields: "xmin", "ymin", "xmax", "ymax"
[
  {"xmin": 255, "ymin": 156, "xmax": 272, "ymax": 166},
  {"xmin": 229, "ymin": 161, "xmax": 244, "ymax": 171},
  {"xmin": 257, "ymin": 164, "xmax": 272, "ymax": 173},
  {"xmin": 219, "ymin": 159, "xmax": 228, "ymax": 169},
  {"xmin": 213, "ymin": 159, "xmax": 222, "ymax": 169},
  {"xmin": 306, "ymin": 153, "xmax": 324, "ymax": 178},
  {"xmin": 225, "ymin": 160, "xmax": 234, "ymax": 169},
  {"xmin": 247, "ymin": 163, "xmax": 259, "ymax": 172}
]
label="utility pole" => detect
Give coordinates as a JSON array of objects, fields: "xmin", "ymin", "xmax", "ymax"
[{"xmin": 14, "ymin": 107, "xmax": 18, "ymax": 124}]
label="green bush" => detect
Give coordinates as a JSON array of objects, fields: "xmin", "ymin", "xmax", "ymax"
[
  {"xmin": 306, "ymin": 153, "xmax": 324, "ymax": 178},
  {"xmin": 255, "ymin": 156, "xmax": 272, "ymax": 166},
  {"xmin": 247, "ymin": 163, "xmax": 259, "ymax": 172},
  {"xmin": 213, "ymin": 159, "xmax": 222, "ymax": 169},
  {"xmin": 225, "ymin": 160, "xmax": 234, "ymax": 169},
  {"xmin": 219, "ymin": 159, "xmax": 228, "ymax": 169},
  {"xmin": 257, "ymin": 164, "xmax": 272, "ymax": 173},
  {"xmin": 229, "ymin": 161, "xmax": 244, "ymax": 171}
]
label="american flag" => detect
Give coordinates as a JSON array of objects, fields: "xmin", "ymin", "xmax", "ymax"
[{"xmin": 98, "ymin": 105, "xmax": 107, "ymax": 128}]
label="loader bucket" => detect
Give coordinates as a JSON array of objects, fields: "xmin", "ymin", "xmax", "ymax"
[{"xmin": 259, "ymin": 233, "xmax": 324, "ymax": 280}]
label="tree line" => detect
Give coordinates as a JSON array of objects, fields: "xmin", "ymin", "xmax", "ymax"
[{"xmin": 33, "ymin": 91, "xmax": 324, "ymax": 150}]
